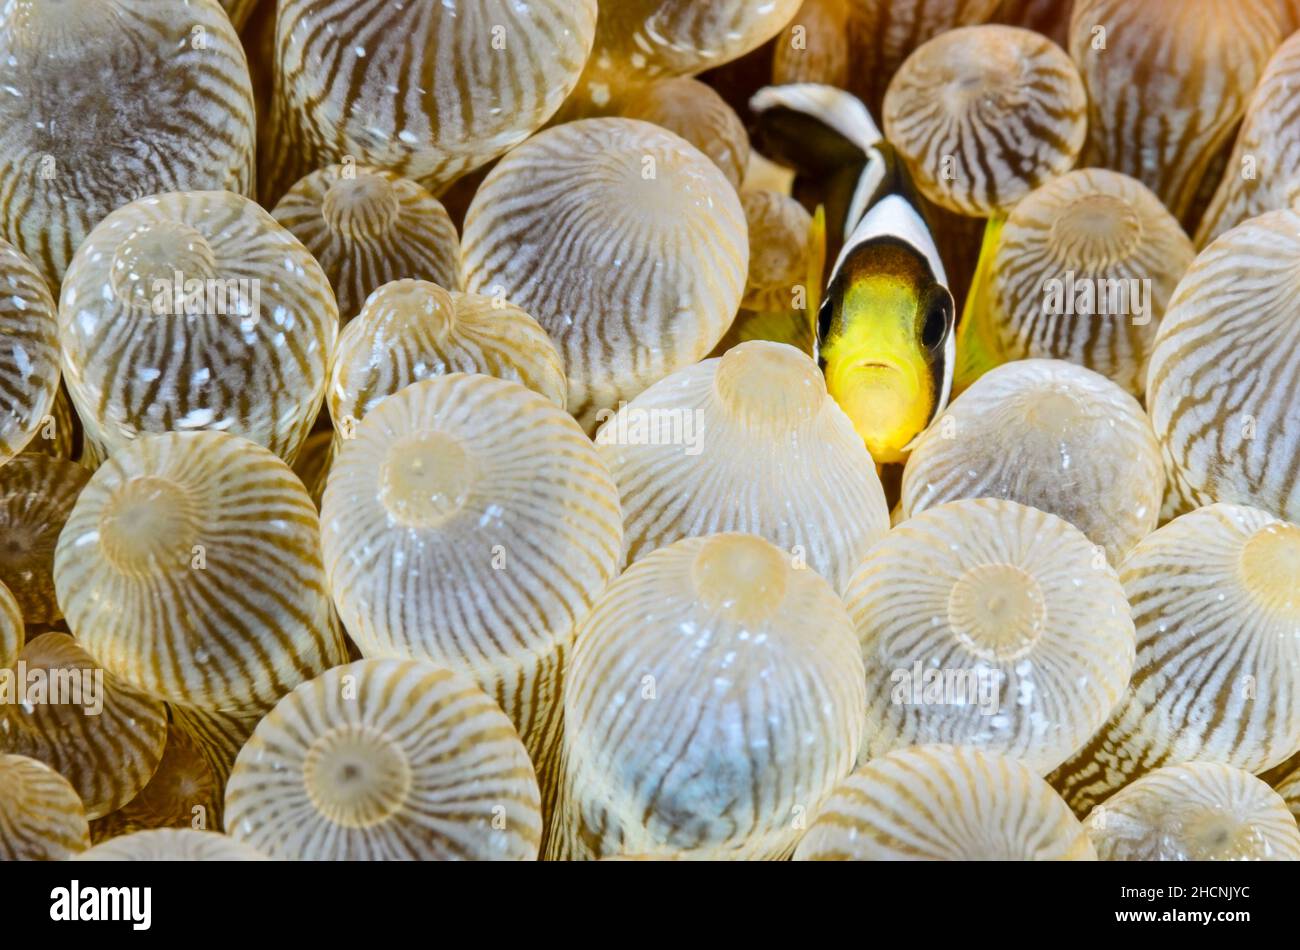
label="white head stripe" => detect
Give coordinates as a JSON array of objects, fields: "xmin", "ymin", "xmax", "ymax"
[
  {"xmin": 832, "ymin": 194, "xmax": 948, "ymax": 287},
  {"xmin": 845, "ymin": 150, "xmax": 887, "ymax": 237},
  {"xmin": 750, "ymin": 83, "xmax": 883, "ymax": 155}
]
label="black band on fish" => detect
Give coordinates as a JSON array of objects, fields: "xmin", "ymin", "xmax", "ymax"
[
  {"xmin": 752, "ymin": 83, "xmax": 957, "ymax": 462},
  {"xmin": 751, "ymin": 84, "xmax": 933, "ymax": 257},
  {"xmin": 751, "ymin": 83, "xmax": 880, "ymax": 254}
]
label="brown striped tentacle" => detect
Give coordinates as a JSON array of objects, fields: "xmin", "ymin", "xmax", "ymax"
[
  {"xmin": 619, "ymin": 78, "xmax": 751, "ymax": 191},
  {"xmin": 795, "ymin": 746, "xmax": 1095, "ymax": 860},
  {"xmin": 984, "ymin": 169, "xmax": 1194, "ymax": 395},
  {"xmin": 1050, "ymin": 505, "xmax": 1300, "ymax": 815},
  {"xmin": 262, "ymin": 0, "xmax": 598, "ymax": 204},
  {"xmin": 0, "ymin": 633, "xmax": 168, "ymax": 819},
  {"xmin": 566, "ymin": 0, "xmax": 801, "ymax": 115},
  {"xmin": 902, "ymin": 359, "xmax": 1164, "ymax": 564},
  {"xmin": 1084, "ymin": 763, "xmax": 1300, "ymax": 860},
  {"xmin": 0, "ymin": 754, "xmax": 90, "ymax": 860},
  {"xmin": 225, "ymin": 659, "xmax": 542, "ymax": 860},
  {"xmin": 739, "ymin": 192, "xmax": 815, "ymax": 313},
  {"xmin": 1068, "ymin": 0, "xmax": 1280, "ymax": 228},
  {"xmin": 327, "ymin": 280, "xmax": 568, "ymax": 443},
  {"xmin": 462, "ymin": 118, "xmax": 748, "ymax": 429},
  {"xmin": 712, "ymin": 226, "xmax": 821, "ymax": 354},
  {"xmin": 53, "ymin": 430, "xmax": 346, "ymax": 712},
  {"xmin": 884, "ymin": 24, "xmax": 1087, "ymax": 217},
  {"xmin": 1197, "ymin": 32, "xmax": 1300, "ymax": 247},
  {"xmin": 272, "ymin": 164, "xmax": 462, "ymax": 324},
  {"xmin": 58, "ymin": 191, "xmax": 338, "ymax": 464},
  {"xmin": 0, "ymin": 0, "xmax": 255, "ymax": 287},
  {"xmin": 320, "ymin": 374, "xmax": 623, "ymax": 804},
  {"xmin": 549, "ymin": 533, "xmax": 865, "ymax": 860},
  {"xmin": 595, "ymin": 341, "xmax": 890, "ymax": 595},
  {"xmin": 0, "ymin": 240, "xmax": 60, "ymax": 466},
  {"xmin": 1146, "ymin": 210, "xmax": 1300, "ymax": 522},
  {"xmin": 844, "ymin": 498, "xmax": 1135, "ymax": 773}
]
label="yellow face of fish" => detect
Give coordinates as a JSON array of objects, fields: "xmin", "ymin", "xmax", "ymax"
[{"xmin": 819, "ymin": 242, "xmax": 953, "ymax": 464}]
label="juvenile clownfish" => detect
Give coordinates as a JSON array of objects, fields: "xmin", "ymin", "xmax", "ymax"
[{"xmin": 751, "ymin": 84, "xmax": 956, "ymax": 465}]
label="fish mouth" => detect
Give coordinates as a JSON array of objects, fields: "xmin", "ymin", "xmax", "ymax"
[{"xmin": 827, "ymin": 358, "xmax": 934, "ymax": 464}]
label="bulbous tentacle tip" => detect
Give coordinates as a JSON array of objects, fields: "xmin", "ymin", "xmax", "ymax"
[
  {"xmin": 714, "ymin": 341, "xmax": 827, "ymax": 427},
  {"xmin": 378, "ymin": 431, "xmax": 477, "ymax": 529},
  {"xmin": 322, "ymin": 173, "xmax": 402, "ymax": 239},
  {"xmin": 884, "ymin": 24, "xmax": 1086, "ymax": 217},
  {"xmin": 691, "ymin": 534, "xmax": 790, "ymax": 624},
  {"xmin": 1083, "ymin": 763, "xmax": 1300, "ymax": 861},
  {"xmin": 1240, "ymin": 521, "xmax": 1300, "ymax": 615}
]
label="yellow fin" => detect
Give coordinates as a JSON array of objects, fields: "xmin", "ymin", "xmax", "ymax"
[
  {"xmin": 803, "ymin": 205, "xmax": 827, "ymax": 357},
  {"xmin": 954, "ymin": 213, "xmax": 1007, "ymax": 394}
]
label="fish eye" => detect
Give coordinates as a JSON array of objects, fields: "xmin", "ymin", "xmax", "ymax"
[{"xmin": 920, "ymin": 291, "xmax": 952, "ymax": 351}]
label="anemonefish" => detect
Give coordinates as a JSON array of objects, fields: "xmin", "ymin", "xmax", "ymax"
[{"xmin": 751, "ymin": 84, "xmax": 956, "ymax": 465}]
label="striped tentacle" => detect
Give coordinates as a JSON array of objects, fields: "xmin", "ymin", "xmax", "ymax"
[
  {"xmin": 461, "ymin": 118, "xmax": 747, "ymax": 430},
  {"xmin": 272, "ymin": 165, "xmax": 461, "ymax": 324},
  {"xmin": 795, "ymin": 746, "xmax": 1095, "ymax": 860},
  {"xmin": 1, "ymin": 633, "xmax": 168, "ymax": 819},
  {"xmin": 1050, "ymin": 505, "xmax": 1300, "ymax": 815},
  {"xmin": 321, "ymin": 374, "xmax": 623, "ymax": 814},
  {"xmin": 1068, "ymin": 0, "xmax": 1280, "ymax": 228},
  {"xmin": 54, "ymin": 430, "xmax": 346, "ymax": 713},
  {"xmin": 262, "ymin": 0, "xmax": 597, "ymax": 203},
  {"xmin": 0, "ymin": 754, "xmax": 90, "ymax": 860},
  {"xmin": 549, "ymin": 534, "xmax": 865, "ymax": 860},
  {"xmin": 225, "ymin": 659, "xmax": 542, "ymax": 860},
  {"xmin": 1146, "ymin": 210, "xmax": 1300, "ymax": 522},
  {"xmin": 0, "ymin": 0, "xmax": 255, "ymax": 287},
  {"xmin": 58, "ymin": 191, "xmax": 337, "ymax": 464}
]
